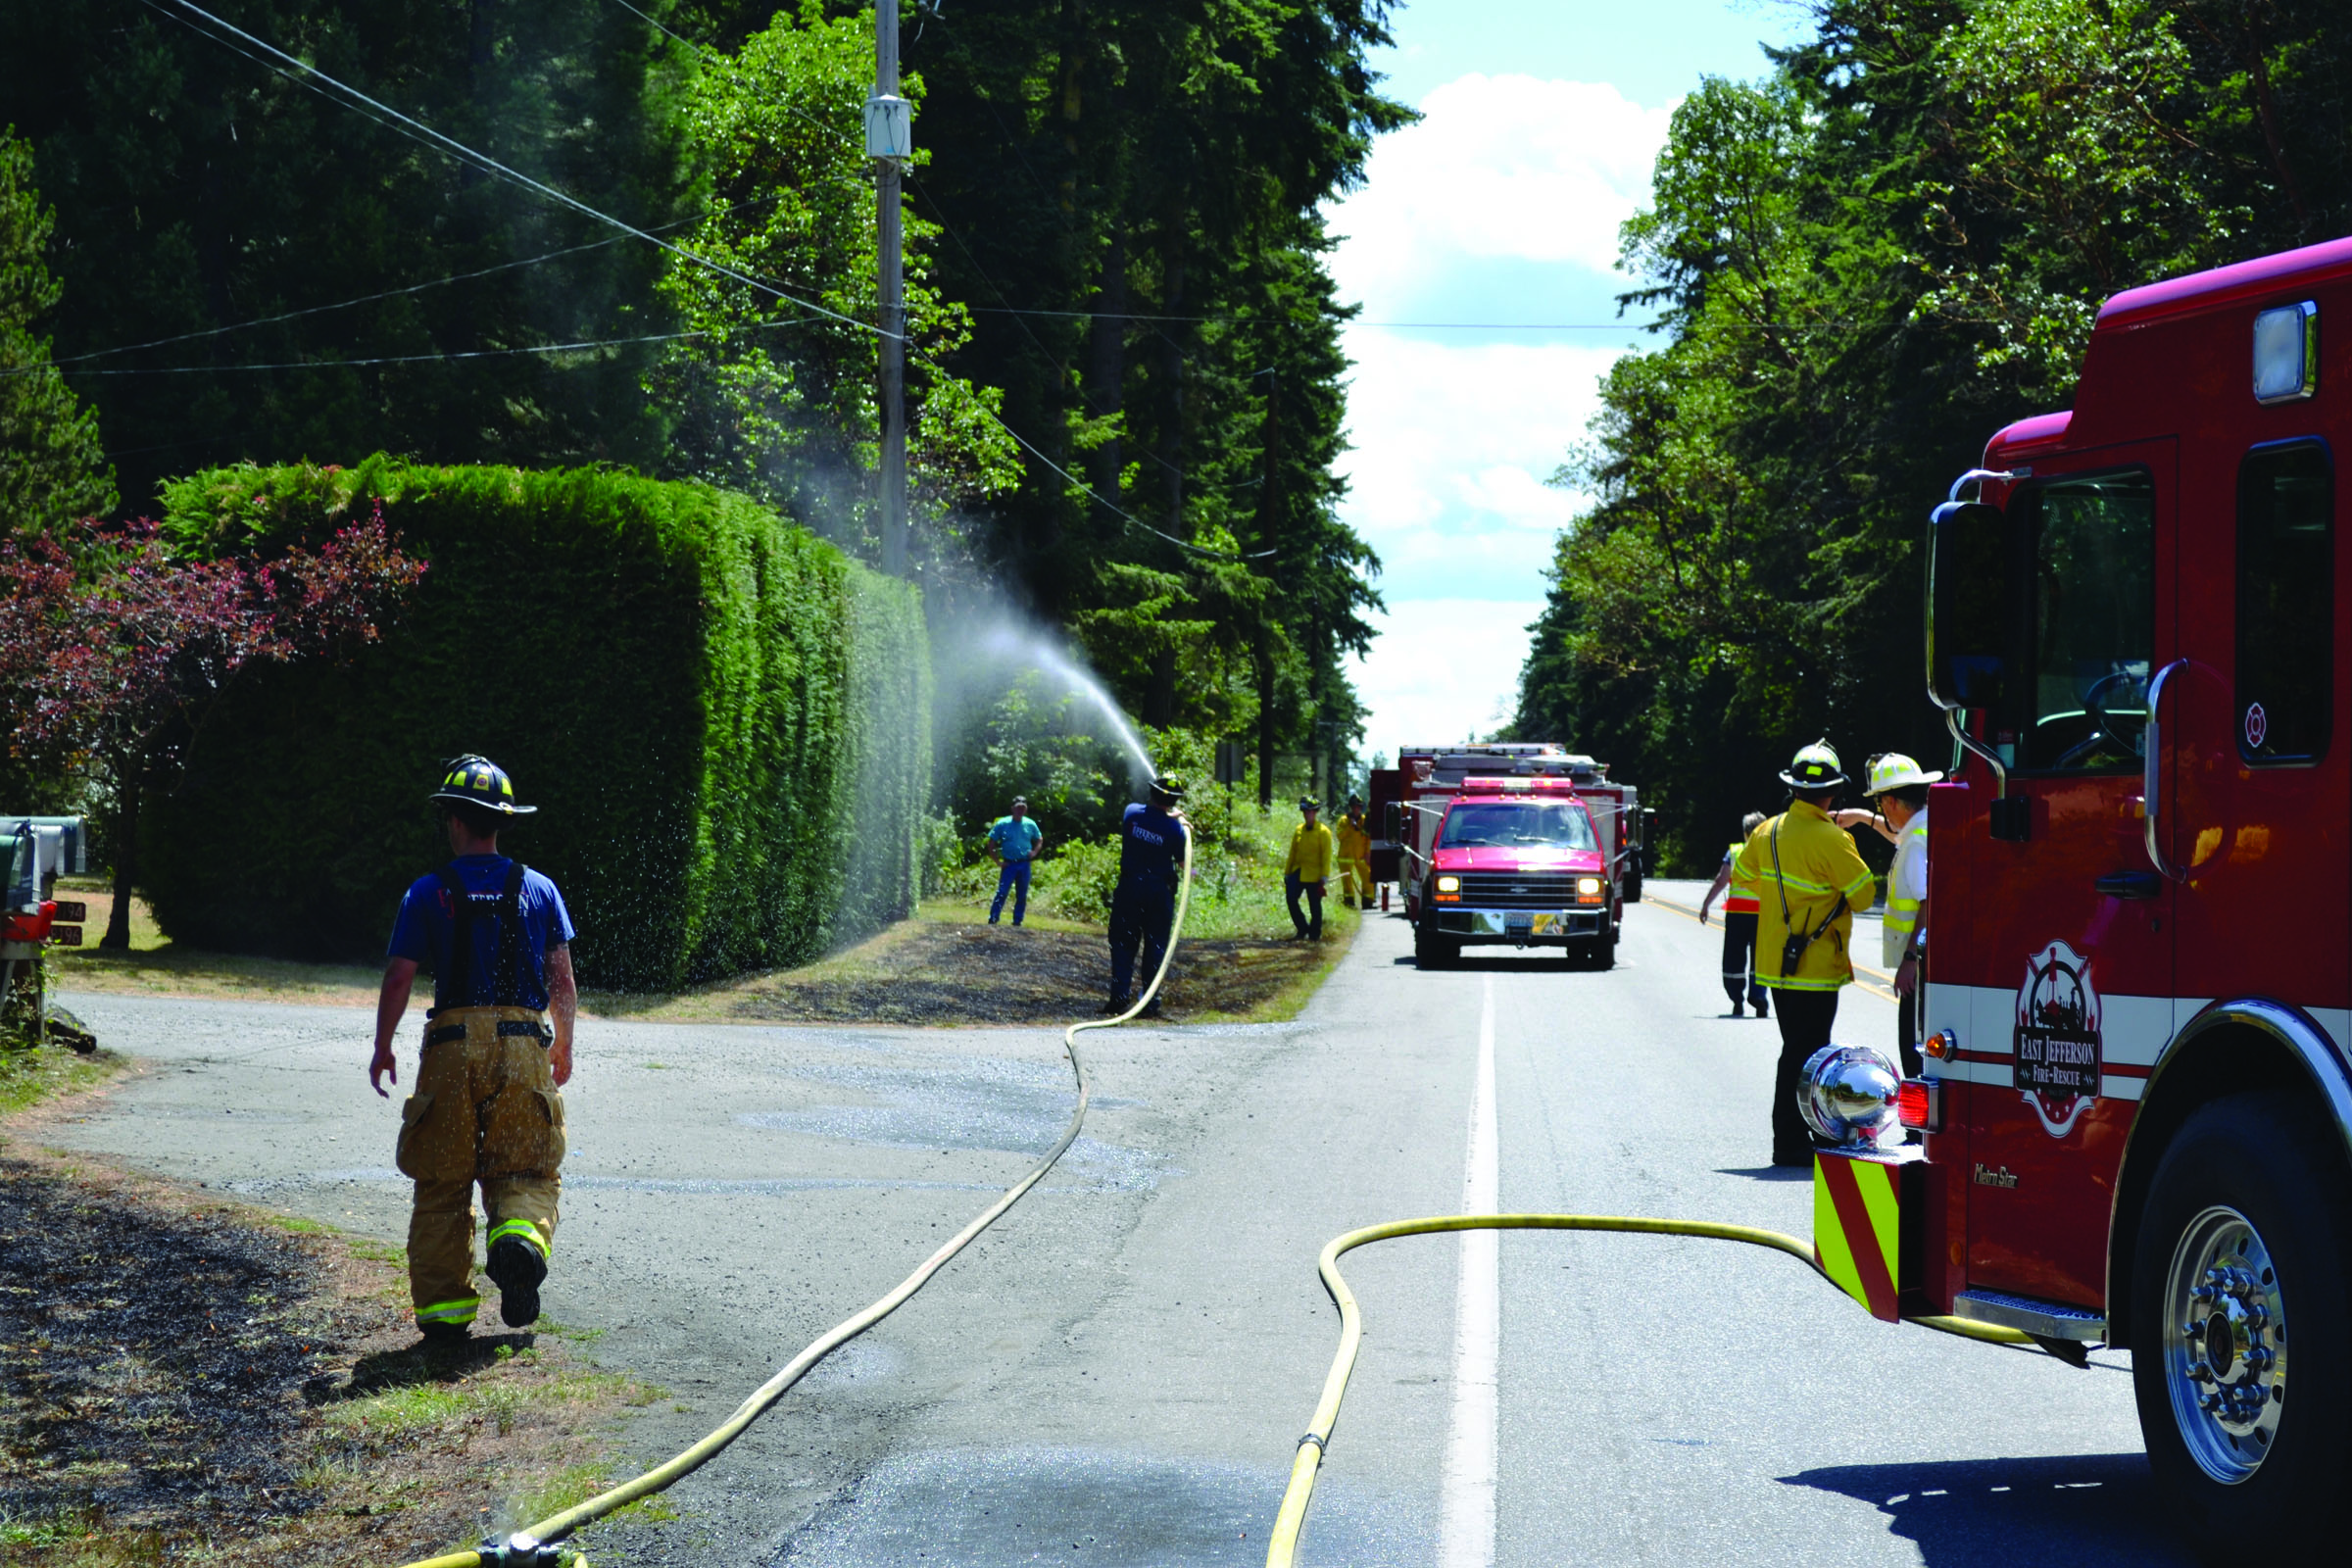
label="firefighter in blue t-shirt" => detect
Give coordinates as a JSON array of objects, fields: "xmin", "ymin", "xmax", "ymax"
[
  {"xmin": 1104, "ymin": 776, "xmax": 1189, "ymax": 1016},
  {"xmin": 369, "ymin": 755, "xmax": 577, "ymax": 1341}
]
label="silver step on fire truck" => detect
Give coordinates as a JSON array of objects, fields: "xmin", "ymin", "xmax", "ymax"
[
  {"xmin": 1907, "ymin": 232, "xmax": 2352, "ymax": 1559},
  {"xmin": 1366, "ymin": 745, "xmax": 1647, "ymax": 968}
]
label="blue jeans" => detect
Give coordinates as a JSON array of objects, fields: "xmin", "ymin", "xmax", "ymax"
[{"xmin": 990, "ymin": 859, "xmax": 1032, "ymax": 924}]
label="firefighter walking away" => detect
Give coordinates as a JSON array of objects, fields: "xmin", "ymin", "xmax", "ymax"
[
  {"xmin": 369, "ymin": 755, "xmax": 578, "ymax": 1340},
  {"xmin": 1699, "ymin": 809, "xmax": 1769, "ymax": 1017}
]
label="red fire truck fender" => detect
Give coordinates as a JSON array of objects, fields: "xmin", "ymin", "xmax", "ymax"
[{"xmin": 2101, "ymin": 998, "xmax": 2352, "ymax": 1342}]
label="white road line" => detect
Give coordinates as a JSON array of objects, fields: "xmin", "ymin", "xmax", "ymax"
[{"xmin": 1439, "ymin": 975, "xmax": 1500, "ymax": 1568}]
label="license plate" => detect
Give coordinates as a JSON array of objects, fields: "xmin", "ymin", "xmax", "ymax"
[{"xmin": 1505, "ymin": 911, "xmax": 1533, "ymax": 935}]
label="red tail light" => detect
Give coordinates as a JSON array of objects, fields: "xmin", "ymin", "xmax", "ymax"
[{"xmin": 1895, "ymin": 1078, "xmax": 1941, "ymax": 1132}]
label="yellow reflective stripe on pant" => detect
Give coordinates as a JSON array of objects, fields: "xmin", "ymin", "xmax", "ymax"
[
  {"xmin": 488, "ymin": 1217, "xmax": 548, "ymax": 1256},
  {"xmin": 1761, "ymin": 975, "xmax": 1849, "ymax": 992},
  {"xmin": 417, "ymin": 1295, "xmax": 480, "ymax": 1324}
]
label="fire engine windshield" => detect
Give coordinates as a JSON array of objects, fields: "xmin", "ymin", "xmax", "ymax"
[{"xmin": 1439, "ymin": 802, "xmax": 1596, "ymax": 850}]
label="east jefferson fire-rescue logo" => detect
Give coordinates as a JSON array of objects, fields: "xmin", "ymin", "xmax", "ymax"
[{"xmin": 2015, "ymin": 940, "xmax": 2103, "ymax": 1138}]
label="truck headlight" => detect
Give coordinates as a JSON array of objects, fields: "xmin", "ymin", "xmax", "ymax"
[
  {"xmin": 1436, "ymin": 875, "xmax": 1460, "ymax": 893},
  {"xmin": 1576, "ymin": 876, "xmax": 1603, "ymax": 898}
]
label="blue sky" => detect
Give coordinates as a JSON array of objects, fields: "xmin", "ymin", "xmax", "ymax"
[{"xmin": 1335, "ymin": 0, "xmax": 1809, "ymax": 755}]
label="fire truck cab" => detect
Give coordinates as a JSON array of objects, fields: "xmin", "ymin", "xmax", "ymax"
[{"xmin": 1919, "ymin": 235, "xmax": 2352, "ymax": 1556}]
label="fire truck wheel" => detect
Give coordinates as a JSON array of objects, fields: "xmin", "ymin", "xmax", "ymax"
[
  {"xmin": 1412, "ymin": 926, "xmax": 1459, "ymax": 969},
  {"xmin": 2130, "ymin": 1092, "xmax": 2352, "ymax": 1560},
  {"xmin": 1586, "ymin": 927, "xmax": 1615, "ymax": 970}
]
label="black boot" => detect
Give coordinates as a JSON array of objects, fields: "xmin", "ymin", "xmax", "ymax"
[{"xmin": 487, "ymin": 1234, "xmax": 547, "ymax": 1328}]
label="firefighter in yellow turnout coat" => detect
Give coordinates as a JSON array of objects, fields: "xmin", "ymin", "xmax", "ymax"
[
  {"xmin": 1336, "ymin": 796, "xmax": 1375, "ymax": 908},
  {"xmin": 369, "ymin": 757, "xmax": 578, "ymax": 1340},
  {"xmin": 1735, "ymin": 740, "xmax": 1878, "ymax": 1165}
]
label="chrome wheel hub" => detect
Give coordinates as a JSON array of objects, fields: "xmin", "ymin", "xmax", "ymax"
[{"xmin": 2163, "ymin": 1205, "xmax": 2287, "ymax": 1483}]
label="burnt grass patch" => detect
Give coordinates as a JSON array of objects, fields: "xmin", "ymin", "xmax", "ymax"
[
  {"xmin": 649, "ymin": 923, "xmax": 1342, "ymax": 1026},
  {"xmin": 0, "ymin": 1149, "xmax": 659, "ymax": 1565},
  {"xmin": 0, "ymin": 1156, "xmax": 324, "ymax": 1531}
]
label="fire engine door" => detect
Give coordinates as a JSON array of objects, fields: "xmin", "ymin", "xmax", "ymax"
[
  {"xmin": 1966, "ymin": 444, "xmax": 2177, "ymax": 1308},
  {"xmin": 2169, "ymin": 440, "xmax": 2348, "ymax": 1047}
]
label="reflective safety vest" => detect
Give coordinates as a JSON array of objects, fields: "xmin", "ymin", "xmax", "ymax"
[
  {"xmin": 1735, "ymin": 801, "xmax": 1877, "ymax": 992},
  {"xmin": 1723, "ymin": 842, "xmax": 1761, "ymax": 914},
  {"xmin": 1882, "ymin": 809, "xmax": 1928, "ymax": 969}
]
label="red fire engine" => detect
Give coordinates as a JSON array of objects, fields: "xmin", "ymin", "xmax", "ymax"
[
  {"xmin": 1912, "ymin": 235, "xmax": 2352, "ymax": 1554},
  {"xmin": 1366, "ymin": 745, "xmax": 1645, "ymax": 969}
]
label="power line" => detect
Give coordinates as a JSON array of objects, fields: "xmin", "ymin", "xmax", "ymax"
[
  {"xmin": 51, "ymin": 234, "xmax": 631, "ymax": 365},
  {"xmin": 45, "ymin": 188, "xmax": 808, "ymax": 370},
  {"xmin": 57, "ymin": 326, "xmax": 726, "ymax": 374},
  {"xmin": 137, "ymin": 0, "xmax": 1272, "ymax": 565},
  {"xmin": 597, "ymin": 0, "xmax": 700, "ymax": 50},
  {"xmin": 145, "ymin": 0, "xmax": 884, "ymax": 342}
]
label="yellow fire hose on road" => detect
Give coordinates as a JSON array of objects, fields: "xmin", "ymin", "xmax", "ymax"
[
  {"xmin": 1261, "ymin": 1211, "xmax": 2034, "ymax": 1568},
  {"xmin": 397, "ymin": 834, "xmax": 1196, "ymax": 1568}
]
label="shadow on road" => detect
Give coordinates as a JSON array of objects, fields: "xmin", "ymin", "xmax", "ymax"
[
  {"xmin": 1712, "ymin": 1164, "xmax": 1813, "ymax": 1182},
  {"xmin": 1779, "ymin": 1450, "xmax": 2193, "ymax": 1566}
]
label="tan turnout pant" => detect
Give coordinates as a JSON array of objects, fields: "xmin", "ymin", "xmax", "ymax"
[{"xmin": 395, "ymin": 1005, "xmax": 565, "ymax": 1329}]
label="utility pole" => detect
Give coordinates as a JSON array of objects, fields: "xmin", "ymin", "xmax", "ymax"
[{"xmin": 866, "ymin": 0, "xmax": 911, "ymax": 576}]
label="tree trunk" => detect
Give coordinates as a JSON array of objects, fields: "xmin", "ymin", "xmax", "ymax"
[
  {"xmin": 99, "ymin": 780, "xmax": 138, "ymax": 951},
  {"xmin": 1086, "ymin": 222, "xmax": 1126, "ymax": 526},
  {"xmin": 1158, "ymin": 239, "xmax": 1186, "ymax": 535},
  {"xmin": 1144, "ymin": 645, "xmax": 1176, "ymax": 728},
  {"xmin": 1255, "ymin": 630, "xmax": 1277, "ymax": 809}
]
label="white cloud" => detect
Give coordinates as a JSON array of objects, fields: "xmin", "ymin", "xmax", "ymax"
[
  {"xmin": 1348, "ymin": 597, "xmax": 1549, "ymax": 756},
  {"xmin": 1328, "ymin": 74, "xmax": 1673, "ymax": 316},
  {"xmin": 1339, "ymin": 331, "xmax": 1619, "ymax": 596},
  {"xmin": 1324, "ymin": 72, "xmax": 1673, "ymax": 755}
]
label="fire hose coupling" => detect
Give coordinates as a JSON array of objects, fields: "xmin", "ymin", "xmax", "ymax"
[{"xmin": 478, "ymin": 1534, "xmax": 572, "ymax": 1568}]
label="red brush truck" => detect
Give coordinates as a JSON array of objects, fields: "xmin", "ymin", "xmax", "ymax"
[
  {"xmin": 1368, "ymin": 745, "xmax": 1642, "ymax": 969},
  {"xmin": 1914, "ymin": 235, "xmax": 2352, "ymax": 1557}
]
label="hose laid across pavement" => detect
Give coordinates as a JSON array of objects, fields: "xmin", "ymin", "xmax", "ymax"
[
  {"xmin": 1263, "ymin": 1211, "xmax": 2034, "ymax": 1568},
  {"xmin": 397, "ymin": 831, "xmax": 1196, "ymax": 1568}
]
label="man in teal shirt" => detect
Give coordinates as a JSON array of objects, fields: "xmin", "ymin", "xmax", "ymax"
[{"xmin": 987, "ymin": 798, "xmax": 1044, "ymax": 926}]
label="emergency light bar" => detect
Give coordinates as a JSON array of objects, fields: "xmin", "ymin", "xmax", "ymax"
[{"xmin": 1457, "ymin": 775, "xmax": 1582, "ymax": 794}]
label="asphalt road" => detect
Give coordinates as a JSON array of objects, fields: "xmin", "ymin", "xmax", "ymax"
[{"xmin": 40, "ymin": 889, "xmax": 2188, "ymax": 1566}]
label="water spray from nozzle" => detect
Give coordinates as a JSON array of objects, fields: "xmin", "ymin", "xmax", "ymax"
[{"xmin": 981, "ymin": 626, "xmax": 1156, "ymax": 783}]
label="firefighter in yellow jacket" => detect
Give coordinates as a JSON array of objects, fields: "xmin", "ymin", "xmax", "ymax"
[
  {"xmin": 368, "ymin": 757, "xmax": 577, "ymax": 1340},
  {"xmin": 1735, "ymin": 740, "xmax": 1878, "ymax": 1165},
  {"xmin": 1336, "ymin": 795, "xmax": 1375, "ymax": 908},
  {"xmin": 1284, "ymin": 798, "xmax": 1339, "ymax": 939}
]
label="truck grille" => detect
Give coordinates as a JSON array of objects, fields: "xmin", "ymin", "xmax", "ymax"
[{"xmin": 1451, "ymin": 873, "xmax": 1585, "ymax": 908}]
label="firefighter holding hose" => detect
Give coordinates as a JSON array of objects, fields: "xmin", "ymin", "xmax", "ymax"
[
  {"xmin": 1736, "ymin": 740, "xmax": 1878, "ymax": 1165},
  {"xmin": 1104, "ymin": 776, "xmax": 1188, "ymax": 1016},
  {"xmin": 369, "ymin": 756, "xmax": 577, "ymax": 1340}
]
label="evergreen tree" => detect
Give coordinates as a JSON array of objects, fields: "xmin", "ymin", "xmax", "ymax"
[
  {"xmin": 0, "ymin": 125, "xmax": 113, "ymax": 535},
  {"xmin": 1511, "ymin": 0, "xmax": 2346, "ymax": 871}
]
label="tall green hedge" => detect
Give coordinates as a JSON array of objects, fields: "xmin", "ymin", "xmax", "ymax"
[{"xmin": 143, "ymin": 457, "xmax": 929, "ymax": 990}]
